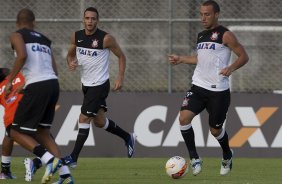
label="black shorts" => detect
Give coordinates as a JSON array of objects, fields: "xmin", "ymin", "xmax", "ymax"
[
  {"xmin": 181, "ymin": 85, "xmax": 230, "ymax": 129},
  {"xmin": 81, "ymin": 79, "xmax": 110, "ymax": 117},
  {"xmin": 12, "ymin": 79, "xmax": 59, "ymax": 134}
]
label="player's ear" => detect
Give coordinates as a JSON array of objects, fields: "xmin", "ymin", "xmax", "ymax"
[{"xmin": 215, "ymin": 12, "xmax": 219, "ymax": 19}]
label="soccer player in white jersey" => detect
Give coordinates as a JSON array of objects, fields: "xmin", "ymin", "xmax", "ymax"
[
  {"xmin": 168, "ymin": 0, "xmax": 248, "ymax": 176},
  {"xmin": 64, "ymin": 7, "xmax": 136, "ymax": 168},
  {"xmin": 5, "ymin": 8, "xmax": 73, "ymax": 183}
]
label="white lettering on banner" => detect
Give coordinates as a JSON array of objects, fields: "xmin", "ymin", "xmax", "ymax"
[
  {"xmin": 271, "ymin": 125, "xmax": 282, "ymax": 147},
  {"xmin": 162, "ymin": 113, "xmax": 183, "ymax": 147},
  {"xmin": 236, "ymin": 107, "xmax": 261, "ymax": 126},
  {"xmin": 235, "ymin": 107, "xmax": 268, "ymax": 147},
  {"xmin": 248, "ymin": 129, "xmax": 268, "ymax": 147},
  {"xmin": 163, "ymin": 113, "xmax": 205, "ymax": 147},
  {"xmin": 190, "ymin": 115, "xmax": 205, "ymax": 147},
  {"xmin": 134, "ymin": 105, "xmax": 166, "ymax": 147},
  {"xmin": 0, "ymin": 104, "xmax": 281, "ymax": 148},
  {"xmin": 134, "ymin": 105, "xmax": 205, "ymax": 147},
  {"xmin": 55, "ymin": 105, "xmax": 95, "ymax": 146}
]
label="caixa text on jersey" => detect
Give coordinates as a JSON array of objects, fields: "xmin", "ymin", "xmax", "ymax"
[{"xmin": 78, "ymin": 48, "xmax": 98, "ymax": 57}]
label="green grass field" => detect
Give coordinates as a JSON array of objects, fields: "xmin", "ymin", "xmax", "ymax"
[{"xmin": 2, "ymin": 157, "xmax": 282, "ymax": 184}]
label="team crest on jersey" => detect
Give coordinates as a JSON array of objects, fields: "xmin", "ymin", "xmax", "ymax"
[
  {"xmin": 92, "ymin": 39, "xmax": 99, "ymax": 48},
  {"xmin": 210, "ymin": 32, "xmax": 220, "ymax": 41},
  {"xmin": 182, "ymin": 98, "xmax": 189, "ymax": 107}
]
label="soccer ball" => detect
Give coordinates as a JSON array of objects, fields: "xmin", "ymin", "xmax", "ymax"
[{"xmin": 165, "ymin": 156, "xmax": 188, "ymax": 179}]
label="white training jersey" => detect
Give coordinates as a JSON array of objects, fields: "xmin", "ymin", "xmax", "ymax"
[
  {"xmin": 16, "ymin": 28, "xmax": 57, "ymax": 86},
  {"xmin": 75, "ymin": 29, "xmax": 110, "ymax": 86},
  {"xmin": 192, "ymin": 25, "xmax": 231, "ymax": 91}
]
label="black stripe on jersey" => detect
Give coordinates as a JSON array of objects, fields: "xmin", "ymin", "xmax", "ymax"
[
  {"xmin": 75, "ymin": 28, "xmax": 107, "ymax": 50},
  {"xmin": 16, "ymin": 28, "xmax": 51, "ymax": 47},
  {"xmin": 197, "ymin": 25, "xmax": 229, "ymax": 44}
]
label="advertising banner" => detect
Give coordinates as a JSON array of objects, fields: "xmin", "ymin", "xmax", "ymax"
[{"xmin": 1, "ymin": 92, "xmax": 282, "ymax": 158}]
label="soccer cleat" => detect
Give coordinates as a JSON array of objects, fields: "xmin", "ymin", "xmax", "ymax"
[
  {"xmin": 41, "ymin": 158, "xmax": 62, "ymax": 184},
  {"xmin": 52, "ymin": 176, "xmax": 74, "ymax": 184},
  {"xmin": 125, "ymin": 133, "xmax": 136, "ymax": 158},
  {"xmin": 0, "ymin": 172, "xmax": 16, "ymax": 179},
  {"xmin": 62, "ymin": 155, "xmax": 77, "ymax": 169},
  {"xmin": 220, "ymin": 149, "xmax": 234, "ymax": 176},
  {"xmin": 190, "ymin": 158, "xmax": 203, "ymax": 176},
  {"xmin": 24, "ymin": 158, "xmax": 37, "ymax": 181}
]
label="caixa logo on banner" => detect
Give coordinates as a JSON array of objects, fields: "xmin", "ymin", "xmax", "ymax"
[
  {"xmin": 134, "ymin": 105, "xmax": 282, "ymax": 148},
  {"xmin": 1, "ymin": 105, "xmax": 282, "ymax": 148}
]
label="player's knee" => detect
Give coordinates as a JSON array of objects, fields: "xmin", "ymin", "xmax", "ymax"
[
  {"xmin": 179, "ymin": 116, "xmax": 189, "ymax": 126},
  {"xmin": 179, "ymin": 112, "xmax": 194, "ymax": 125},
  {"xmin": 179, "ymin": 110, "xmax": 195, "ymax": 126},
  {"xmin": 93, "ymin": 119, "xmax": 104, "ymax": 128},
  {"xmin": 79, "ymin": 113, "xmax": 92, "ymax": 123},
  {"xmin": 210, "ymin": 128, "xmax": 221, "ymax": 137}
]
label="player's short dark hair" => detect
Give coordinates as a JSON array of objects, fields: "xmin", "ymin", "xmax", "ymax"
[
  {"xmin": 84, "ymin": 7, "xmax": 99, "ymax": 19},
  {"xmin": 0, "ymin": 68, "xmax": 9, "ymax": 82},
  {"xmin": 16, "ymin": 8, "xmax": 35, "ymax": 24},
  {"xmin": 202, "ymin": 0, "xmax": 220, "ymax": 13}
]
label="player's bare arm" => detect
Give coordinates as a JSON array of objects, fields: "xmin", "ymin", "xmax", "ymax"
[
  {"xmin": 5, "ymin": 32, "xmax": 26, "ymax": 98},
  {"xmin": 104, "ymin": 34, "xmax": 126, "ymax": 91},
  {"xmin": 168, "ymin": 54, "xmax": 198, "ymax": 65},
  {"xmin": 220, "ymin": 31, "xmax": 249, "ymax": 76},
  {"xmin": 66, "ymin": 32, "xmax": 78, "ymax": 71}
]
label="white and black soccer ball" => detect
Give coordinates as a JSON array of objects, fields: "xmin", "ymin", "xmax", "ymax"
[{"xmin": 165, "ymin": 156, "xmax": 188, "ymax": 179}]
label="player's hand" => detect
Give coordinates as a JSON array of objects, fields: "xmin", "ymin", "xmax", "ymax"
[
  {"xmin": 168, "ymin": 54, "xmax": 180, "ymax": 65},
  {"xmin": 220, "ymin": 67, "xmax": 233, "ymax": 76},
  {"xmin": 4, "ymin": 82, "xmax": 12, "ymax": 99},
  {"xmin": 113, "ymin": 76, "xmax": 123, "ymax": 91},
  {"xmin": 14, "ymin": 83, "xmax": 24, "ymax": 94},
  {"xmin": 68, "ymin": 59, "xmax": 78, "ymax": 71}
]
